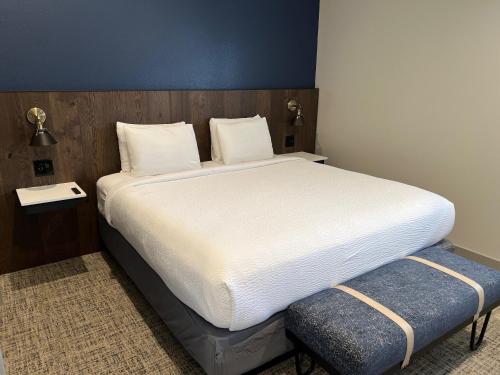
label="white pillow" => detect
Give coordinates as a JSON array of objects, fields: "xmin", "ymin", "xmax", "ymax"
[
  {"xmin": 209, "ymin": 115, "xmax": 260, "ymax": 162},
  {"xmin": 124, "ymin": 123, "xmax": 201, "ymax": 177},
  {"xmin": 117, "ymin": 121, "xmax": 185, "ymax": 172},
  {"xmin": 217, "ymin": 117, "xmax": 274, "ymax": 165}
]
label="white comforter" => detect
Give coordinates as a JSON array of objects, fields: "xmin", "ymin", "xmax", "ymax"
[{"xmin": 101, "ymin": 158, "xmax": 455, "ymax": 330}]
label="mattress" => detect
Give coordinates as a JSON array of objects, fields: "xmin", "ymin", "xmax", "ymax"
[{"xmin": 98, "ymin": 157, "xmax": 455, "ymax": 331}]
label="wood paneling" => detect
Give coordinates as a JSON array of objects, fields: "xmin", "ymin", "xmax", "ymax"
[{"xmin": 0, "ymin": 89, "xmax": 318, "ymax": 274}]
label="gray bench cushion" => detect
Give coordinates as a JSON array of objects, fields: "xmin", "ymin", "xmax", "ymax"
[{"xmin": 286, "ymin": 245, "xmax": 500, "ymax": 375}]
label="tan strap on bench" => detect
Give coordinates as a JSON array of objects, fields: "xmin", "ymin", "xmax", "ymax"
[
  {"xmin": 405, "ymin": 256, "xmax": 484, "ymax": 321},
  {"xmin": 335, "ymin": 285, "xmax": 414, "ymax": 368}
]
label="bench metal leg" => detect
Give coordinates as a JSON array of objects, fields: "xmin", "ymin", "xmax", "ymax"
[
  {"xmin": 470, "ymin": 311, "xmax": 492, "ymax": 351},
  {"xmin": 294, "ymin": 351, "xmax": 316, "ymax": 375}
]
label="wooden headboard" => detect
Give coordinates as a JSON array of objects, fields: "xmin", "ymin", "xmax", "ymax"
[{"xmin": 0, "ymin": 89, "xmax": 318, "ymax": 274}]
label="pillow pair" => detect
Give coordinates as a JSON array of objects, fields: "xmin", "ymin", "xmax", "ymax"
[
  {"xmin": 117, "ymin": 115, "xmax": 274, "ymax": 177},
  {"xmin": 210, "ymin": 116, "xmax": 274, "ymax": 164},
  {"xmin": 117, "ymin": 122, "xmax": 201, "ymax": 177}
]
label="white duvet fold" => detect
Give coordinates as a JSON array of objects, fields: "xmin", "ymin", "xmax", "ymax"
[
  {"xmin": 104, "ymin": 157, "xmax": 301, "ymax": 222},
  {"xmin": 101, "ymin": 158, "xmax": 455, "ymax": 330}
]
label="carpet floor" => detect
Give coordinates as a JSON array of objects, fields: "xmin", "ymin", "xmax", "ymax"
[{"xmin": 0, "ymin": 252, "xmax": 498, "ymax": 375}]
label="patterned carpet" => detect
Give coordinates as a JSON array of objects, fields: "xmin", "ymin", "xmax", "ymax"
[{"xmin": 0, "ymin": 252, "xmax": 498, "ymax": 375}]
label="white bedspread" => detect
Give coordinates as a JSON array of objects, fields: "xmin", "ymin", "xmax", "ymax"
[{"xmin": 100, "ymin": 158, "xmax": 455, "ymax": 330}]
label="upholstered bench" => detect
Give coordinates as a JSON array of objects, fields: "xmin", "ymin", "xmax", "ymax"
[{"xmin": 285, "ymin": 245, "xmax": 500, "ymax": 375}]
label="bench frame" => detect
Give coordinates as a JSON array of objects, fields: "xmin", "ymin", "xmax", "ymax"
[{"xmin": 287, "ymin": 303, "xmax": 498, "ymax": 375}]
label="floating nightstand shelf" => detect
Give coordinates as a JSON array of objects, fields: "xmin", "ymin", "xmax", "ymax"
[
  {"xmin": 16, "ymin": 182, "xmax": 87, "ymax": 215},
  {"xmin": 278, "ymin": 151, "xmax": 328, "ymax": 164}
]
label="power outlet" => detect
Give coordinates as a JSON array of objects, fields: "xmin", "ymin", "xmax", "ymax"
[
  {"xmin": 33, "ymin": 159, "xmax": 54, "ymax": 177},
  {"xmin": 285, "ymin": 135, "xmax": 295, "ymax": 148}
]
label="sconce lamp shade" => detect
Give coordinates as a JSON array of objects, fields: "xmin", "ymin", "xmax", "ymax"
[
  {"xmin": 30, "ymin": 128, "xmax": 58, "ymax": 146},
  {"xmin": 292, "ymin": 108, "xmax": 305, "ymax": 126},
  {"xmin": 292, "ymin": 113, "xmax": 305, "ymax": 127},
  {"xmin": 287, "ymin": 99, "xmax": 305, "ymax": 127},
  {"xmin": 26, "ymin": 107, "xmax": 58, "ymax": 147}
]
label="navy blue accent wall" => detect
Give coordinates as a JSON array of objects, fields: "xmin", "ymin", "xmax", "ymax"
[{"xmin": 0, "ymin": 0, "xmax": 319, "ymax": 91}]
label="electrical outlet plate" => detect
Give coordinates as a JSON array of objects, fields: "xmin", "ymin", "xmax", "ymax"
[
  {"xmin": 285, "ymin": 135, "xmax": 295, "ymax": 148},
  {"xmin": 33, "ymin": 159, "xmax": 54, "ymax": 177}
]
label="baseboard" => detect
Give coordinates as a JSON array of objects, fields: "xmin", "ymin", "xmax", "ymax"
[{"xmin": 453, "ymin": 246, "xmax": 500, "ymax": 270}]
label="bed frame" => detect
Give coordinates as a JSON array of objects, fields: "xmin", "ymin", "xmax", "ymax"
[{"xmin": 98, "ymin": 214, "xmax": 293, "ymax": 375}]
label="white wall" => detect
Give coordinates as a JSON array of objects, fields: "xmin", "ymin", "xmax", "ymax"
[{"xmin": 316, "ymin": 0, "xmax": 500, "ymax": 260}]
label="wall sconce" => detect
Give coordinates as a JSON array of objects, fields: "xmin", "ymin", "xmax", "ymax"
[
  {"xmin": 26, "ymin": 107, "xmax": 58, "ymax": 146},
  {"xmin": 287, "ymin": 99, "xmax": 305, "ymax": 126}
]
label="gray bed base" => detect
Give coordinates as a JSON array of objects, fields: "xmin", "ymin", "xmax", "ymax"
[{"xmin": 98, "ymin": 214, "xmax": 293, "ymax": 375}]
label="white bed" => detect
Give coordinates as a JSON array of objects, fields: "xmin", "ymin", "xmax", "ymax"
[{"xmin": 97, "ymin": 157, "xmax": 455, "ymax": 331}]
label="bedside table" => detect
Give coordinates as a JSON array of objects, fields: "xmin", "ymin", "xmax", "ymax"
[
  {"xmin": 16, "ymin": 182, "xmax": 87, "ymax": 215},
  {"xmin": 278, "ymin": 151, "xmax": 328, "ymax": 164}
]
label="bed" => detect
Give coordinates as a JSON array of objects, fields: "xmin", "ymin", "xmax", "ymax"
[{"xmin": 97, "ymin": 157, "xmax": 455, "ymax": 374}]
